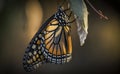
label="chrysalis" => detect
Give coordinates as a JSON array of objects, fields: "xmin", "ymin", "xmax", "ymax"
[
  {"xmin": 69, "ymin": 0, "xmax": 108, "ymax": 46},
  {"xmin": 69, "ymin": 0, "xmax": 88, "ymax": 46}
]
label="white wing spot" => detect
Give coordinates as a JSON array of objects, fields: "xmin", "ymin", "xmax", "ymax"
[
  {"xmin": 36, "ymin": 63, "xmax": 39, "ymax": 68},
  {"xmin": 38, "ymin": 46, "xmax": 40, "ymax": 49},
  {"xmin": 33, "ymin": 51, "xmax": 37, "ymax": 55},
  {"xmin": 39, "ymin": 34, "xmax": 42, "ymax": 38},
  {"xmin": 57, "ymin": 13, "xmax": 59, "ymax": 16},
  {"xmin": 43, "ymin": 31, "xmax": 46, "ymax": 34},
  {"xmin": 28, "ymin": 52, "xmax": 32, "ymax": 56},
  {"xmin": 35, "ymin": 37, "xmax": 38, "ymax": 41},
  {"xmin": 32, "ymin": 44, "xmax": 36, "ymax": 49},
  {"xmin": 38, "ymin": 51, "xmax": 41, "ymax": 54},
  {"xmin": 60, "ymin": 13, "xmax": 62, "ymax": 15},
  {"xmin": 42, "ymin": 37, "xmax": 44, "ymax": 40},
  {"xmin": 59, "ymin": 20, "xmax": 61, "ymax": 23},
  {"xmin": 59, "ymin": 16, "xmax": 62, "ymax": 18}
]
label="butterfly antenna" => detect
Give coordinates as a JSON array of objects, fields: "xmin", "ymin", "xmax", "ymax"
[{"xmin": 85, "ymin": 0, "xmax": 108, "ymax": 20}]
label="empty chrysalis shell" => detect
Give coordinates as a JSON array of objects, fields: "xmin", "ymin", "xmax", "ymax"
[{"xmin": 69, "ymin": 0, "xmax": 88, "ymax": 46}]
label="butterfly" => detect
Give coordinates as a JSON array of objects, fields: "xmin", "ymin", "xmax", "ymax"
[{"xmin": 23, "ymin": 6, "xmax": 74, "ymax": 72}]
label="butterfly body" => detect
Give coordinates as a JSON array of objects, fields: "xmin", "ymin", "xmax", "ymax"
[{"xmin": 23, "ymin": 7, "xmax": 72, "ymax": 72}]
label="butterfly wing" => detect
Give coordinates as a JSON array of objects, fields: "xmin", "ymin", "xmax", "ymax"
[{"xmin": 23, "ymin": 7, "xmax": 72, "ymax": 72}]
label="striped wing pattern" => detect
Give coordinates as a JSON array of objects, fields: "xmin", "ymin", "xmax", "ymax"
[{"xmin": 23, "ymin": 7, "xmax": 72, "ymax": 72}]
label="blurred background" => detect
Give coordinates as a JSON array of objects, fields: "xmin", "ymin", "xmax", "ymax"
[{"xmin": 0, "ymin": 0, "xmax": 120, "ymax": 74}]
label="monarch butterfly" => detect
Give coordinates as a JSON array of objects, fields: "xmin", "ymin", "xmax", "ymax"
[{"xmin": 23, "ymin": 6, "xmax": 74, "ymax": 72}]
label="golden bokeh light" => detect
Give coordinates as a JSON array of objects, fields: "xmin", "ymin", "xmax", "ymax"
[{"xmin": 25, "ymin": 0, "xmax": 43, "ymax": 40}]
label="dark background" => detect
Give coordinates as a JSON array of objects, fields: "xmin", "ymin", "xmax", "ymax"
[{"xmin": 0, "ymin": 0, "xmax": 120, "ymax": 74}]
